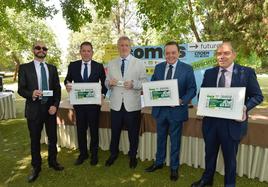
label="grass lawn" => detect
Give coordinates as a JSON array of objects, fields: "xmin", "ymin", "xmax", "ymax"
[
  {"xmin": 0, "ymin": 77, "xmax": 267, "ymax": 187},
  {"xmin": 1, "ymin": 119, "xmax": 268, "ymax": 187}
]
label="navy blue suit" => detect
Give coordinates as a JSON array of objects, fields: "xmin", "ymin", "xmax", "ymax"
[
  {"xmin": 64, "ymin": 60, "xmax": 107, "ymax": 159},
  {"xmin": 200, "ymin": 64, "xmax": 263, "ymax": 186},
  {"xmin": 151, "ymin": 60, "xmax": 196, "ymax": 170}
]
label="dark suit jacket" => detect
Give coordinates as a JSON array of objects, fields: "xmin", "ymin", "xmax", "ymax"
[
  {"xmin": 201, "ymin": 63, "xmax": 263, "ymax": 140},
  {"xmin": 18, "ymin": 61, "xmax": 61, "ymax": 120},
  {"xmin": 64, "ymin": 60, "xmax": 107, "ymax": 108},
  {"xmin": 151, "ymin": 60, "xmax": 197, "ymax": 122}
]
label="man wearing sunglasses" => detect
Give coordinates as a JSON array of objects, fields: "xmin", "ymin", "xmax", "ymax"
[{"xmin": 18, "ymin": 41, "xmax": 64, "ymax": 183}]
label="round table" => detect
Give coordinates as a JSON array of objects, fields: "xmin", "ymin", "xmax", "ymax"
[{"xmin": 0, "ymin": 92, "xmax": 16, "ymax": 120}]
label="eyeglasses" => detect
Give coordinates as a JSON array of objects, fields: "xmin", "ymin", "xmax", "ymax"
[
  {"xmin": 216, "ymin": 51, "xmax": 232, "ymax": 56},
  {"xmin": 34, "ymin": 46, "xmax": 48, "ymax": 51}
]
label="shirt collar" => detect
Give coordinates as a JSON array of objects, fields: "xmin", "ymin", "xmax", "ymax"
[
  {"xmin": 34, "ymin": 60, "xmax": 46, "ymax": 66},
  {"xmin": 220, "ymin": 62, "xmax": 234, "ymax": 73},
  {"xmin": 166, "ymin": 60, "xmax": 178, "ymax": 69},
  {"xmin": 121, "ymin": 54, "xmax": 131, "ymax": 61},
  {"xmin": 82, "ymin": 60, "xmax": 91, "ymax": 65}
]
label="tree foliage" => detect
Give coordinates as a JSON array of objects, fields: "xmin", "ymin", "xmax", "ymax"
[
  {"xmin": 0, "ymin": 0, "xmax": 267, "ymax": 70},
  {"xmin": 137, "ymin": 0, "xmax": 268, "ymax": 68},
  {"xmin": 137, "ymin": 0, "xmax": 202, "ymax": 43},
  {"xmin": 0, "ymin": 9, "xmax": 61, "ymax": 80},
  {"xmin": 67, "ymin": 0, "xmax": 146, "ymax": 64},
  {"xmin": 201, "ymin": 0, "xmax": 267, "ymax": 58}
]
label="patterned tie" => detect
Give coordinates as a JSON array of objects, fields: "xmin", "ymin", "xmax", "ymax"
[
  {"xmin": 121, "ymin": 59, "xmax": 125, "ymax": 77},
  {"xmin": 218, "ymin": 69, "xmax": 227, "ymax": 87},
  {"xmin": 166, "ymin": 64, "xmax": 173, "ymax": 80},
  {"xmin": 83, "ymin": 63, "xmax": 88, "ymax": 81},
  {"xmin": 40, "ymin": 63, "xmax": 48, "ymax": 103}
]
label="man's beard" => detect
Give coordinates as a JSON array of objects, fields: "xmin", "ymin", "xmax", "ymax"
[{"xmin": 34, "ymin": 52, "xmax": 46, "ymax": 59}]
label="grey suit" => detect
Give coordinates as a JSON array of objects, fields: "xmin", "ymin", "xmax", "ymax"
[
  {"xmin": 106, "ymin": 55, "xmax": 147, "ymax": 111},
  {"xmin": 106, "ymin": 54, "xmax": 147, "ymax": 158}
]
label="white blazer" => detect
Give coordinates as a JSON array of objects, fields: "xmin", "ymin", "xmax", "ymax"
[{"xmin": 106, "ymin": 55, "xmax": 147, "ymax": 112}]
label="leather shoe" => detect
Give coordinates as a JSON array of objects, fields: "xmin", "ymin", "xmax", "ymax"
[
  {"xmin": 145, "ymin": 164, "xmax": 163, "ymax": 172},
  {"xmin": 170, "ymin": 169, "xmax": 178, "ymax": 181},
  {"xmin": 90, "ymin": 157, "xmax": 98, "ymax": 166},
  {"xmin": 49, "ymin": 162, "xmax": 64, "ymax": 171},
  {"xmin": 191, "ymin": 179, "xmax": 213, "ymax": 187},
  {"xmin": 74, "ymin": 155, "xmax": 89, "ymax": 165},
  {"xmin": 28, "ymin": 168, "xmax": 40, "ymax": 183},
  {"xmin": 105, "ymin": 156, "xmax": 117, "ymax": 167},
  {"xmin": 129, "ymin": 157, "xmax": 137, "ymax": 168}
]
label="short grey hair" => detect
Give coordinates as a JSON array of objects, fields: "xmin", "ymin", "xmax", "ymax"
[
  {"xmin": 117, "ymin": 36, "xmax": 131, "ymax": 45},
  {"xmin": 216, "ymin": 42, "xmax": 235, "ymax": 52}
]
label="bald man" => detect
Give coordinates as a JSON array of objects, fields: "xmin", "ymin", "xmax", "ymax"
[{"xmin": 18, "ymin": 41, "xmax": 64, "ymax": 183}]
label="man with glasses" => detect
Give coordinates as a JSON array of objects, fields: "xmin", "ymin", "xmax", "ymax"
[
  {"xmin": 191, "ymin": 42, "xmax": 263, "ymax": 187},
  {"xmin": 64, "ymin": 41, "xmax": 107, "ymax": 166},
  {"xmin": 18, "ymin": 41, "xmax": 64, "ymax": 183}
]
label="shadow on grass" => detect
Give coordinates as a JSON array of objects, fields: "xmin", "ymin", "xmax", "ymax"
[{"xmin": 1, "ymin": 78, "xmax": 267, "ymax": 186}]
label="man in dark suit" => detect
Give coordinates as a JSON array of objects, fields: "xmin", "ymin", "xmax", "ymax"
[
  {"xmin": 145, "ymin": 41, "xmax": 197, "ymax": 181},
  {"xmin": 18, "ymin": 41, "xmax": 64, "ymax": 183},
  {"xmin": 191, "ymin": 42, "xmax": 263, "ymax": 187},
  {"xmin": 64, "ymin": 41, "xmax": 107, "ymax": 166}
]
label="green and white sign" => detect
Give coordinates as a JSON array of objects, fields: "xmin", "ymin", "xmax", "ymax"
[
  {"xmin": 197, "ymin": 87, "xmax": 246, "ymax": 120},
  {"xmin": 206, "ymin": 95, "xmax": 233, "ymax": 109},
  {"xmin": 70, "ymin": 83, "xmax": 101, "ymax": 105},
  {"xmin": 149, "ymin": 87, "xmax": 171, "ymax": 100},
  {"xmin": 142, "ymin": 80, "xmax": 179, "ymax": 107}
]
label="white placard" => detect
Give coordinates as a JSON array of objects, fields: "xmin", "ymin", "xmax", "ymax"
[
  {"xmin": 197, "ymin": 87, "xmax": 246, "ymax": 120},
  {"xmin": 142, "ymin": 79, "xmax": 179, "ymax": 107},
  {"xmin": 42, "ymin": 90, "xmax": 53, "ymax": 96},
  {"xmin": 69, "ymin": 83, "xmax": 101, "ymax": 105},
  {"xmin": 117, "ymin": 80, "xmax": 125, "ymax": 87}
]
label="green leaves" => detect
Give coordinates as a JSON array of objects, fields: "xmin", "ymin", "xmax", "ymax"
[{"xmin": 61, "ymin": 0, "xmax": 92, "ymax": 31}]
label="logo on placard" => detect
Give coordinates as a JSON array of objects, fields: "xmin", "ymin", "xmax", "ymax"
[
  {"xmin": 149, "ymin": 87, "xmax": 171, "ymax": 100},
  {"xmin": 75, "ymin": 89, "xmax": 95, "ymax": 99},
  {"xmin": 206, "ymin": 95, "xmax": 233, "ymax": 109}
]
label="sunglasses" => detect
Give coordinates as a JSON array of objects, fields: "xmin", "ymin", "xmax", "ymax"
[{"xmin": 34, "ymin": 46, "xmax": 48, "ymax": 51}]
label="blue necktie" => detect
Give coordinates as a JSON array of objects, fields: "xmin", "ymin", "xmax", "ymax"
[
  {"xmin": 40, "ymin": 63, "xmax": 48, "ymax": 103},
  {"xmin": 218, "ymin": 69, "xmax": 227, "ymax": 87},
  {"xmin": 166, "ymin": 65, "xmax": 173, "ymax": 80},
  {"xmin": 121, "ymin": 59, "xmax": 125, "ymax": 77},
  {"xmin": 83, "ymin": 63, "xmax": 88, "ymax": 81}
]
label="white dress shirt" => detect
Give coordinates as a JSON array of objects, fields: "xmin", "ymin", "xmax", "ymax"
[
  {"xmin": 34, "ymin": 60, "xmax": 49, "ymax": 90},
  {"xmin": 119, "ymin": 54, "xmax": 131, "ymax": 76},
  {"xmin": 81, "ymin": 60, "xmax": 91, "ymax": 79},
  {"xmin": 164, "ymin": 60, "xmax": 178, "ymax": 79},
  {"xmin": 217, "ymin": 62, "xmax": 234, "ymax": 87}
]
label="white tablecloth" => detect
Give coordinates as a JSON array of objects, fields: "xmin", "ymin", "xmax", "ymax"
[
  {"xmin": 0, "ymin": 92, "xmax": 16, "ymax": 120},
  {"xmin": 41, "ymin": 125, "xmax": 268, "ymax": 182}
]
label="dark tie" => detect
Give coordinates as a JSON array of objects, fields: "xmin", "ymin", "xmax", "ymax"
[
  {"xmin": 166, "ymin": 64, "xmax": 173, "ymax": 80},
  {"xmin": 40, "ymin": 63, "xmax": 48, "ymax": 103},
  {"xmin": 218, "ymin": 69, "xmax": 227, "ymax": 87},
  {"xmin": 121, "ymin": 59, "xmax": 125, "ymax": 77},
  {"xmin": 83, "ymin": 63, "xmax": 88, "ymax": 81}
]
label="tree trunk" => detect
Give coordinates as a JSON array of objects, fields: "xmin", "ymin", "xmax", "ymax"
[
  {"xmin": 11, "ymin": 52, "xmax": 20, "ymax": 82},
  {"xmin": 187, "ymin": 0, "xmax": 202, "ymax": 42},
  {"xmin": 261, "ymin": 54, "xmax": 268, "ymax": 69}
]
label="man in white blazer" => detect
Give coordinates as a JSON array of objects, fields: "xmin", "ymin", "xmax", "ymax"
[{"xmin": 105, "ymin": 36, "xmax": 147, "ymax": 168}]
